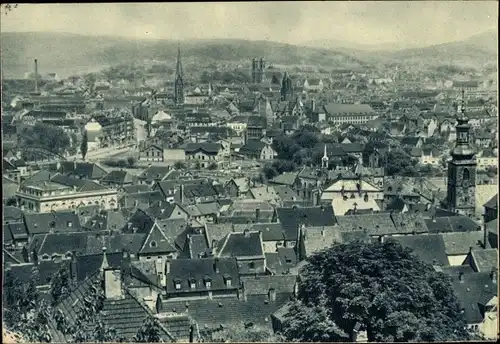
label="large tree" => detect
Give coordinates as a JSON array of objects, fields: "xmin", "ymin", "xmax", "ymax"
[
  {"xmin": 21, "ymin": 122, "xmax": 71, "ymax": 155},
  {"xmin": 50, "ymin": 266, "xmax": 71, "ymax": 305},
  {"xmin": 280, "ymin": 241, "xmax": 472, "ymax": 342},
  {"xmin": 80, "ymin": 130, "xmax": 88, "ymax": 161}
]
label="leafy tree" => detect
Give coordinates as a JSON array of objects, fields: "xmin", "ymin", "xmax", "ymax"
[
  {"xmin": 381, "ymin": 149, "xmax": 419, "ymax": 177},
  {"xmin": 341, "ymin": 154, "xmax": 359, "ymax": 167},
  {"xmin": 127, "ymin": 156, "xmax": 137, "ymax": 167},
  {"xmin": 81, "ymin": 130, "xmax": 88, "ymax": 161},
  {"xmin": 174, "ymin": 161, "xmax": 186, "ymax": 170},
  {"xmin": 207, "ymin": 162, "xmax": 218, "ymax": 170},
  {"xmin": 21, "ymin": 122, "xmax": 71, "ymax": 155},
  {"xmin": 207, "ymin": 323, "xmax": 281, "ymax": 342},
  {"xmin": 50, "ymin": 266, "xmax": 71, "ymax": 305},
  {"xmin": 134, "ymin": 316, "xmax": 162, "ymax": 342},
  {"xmin": 280, "ymin": 241, "xmax": 472, "ymax": 342}
]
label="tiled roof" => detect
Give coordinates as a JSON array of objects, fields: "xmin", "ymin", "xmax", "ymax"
[
  {"xmin": 24, "ymin": 211, "xmax": 82, "ymax": 236},
  {"xmin": 59, "ymin": 161, "xmax": 108, "ymax": 180},
  {"xmin": 241, "ymin": 275, "xmax": 297, "ymax": 295},
  {"xmin": 139, "ymin": 223, "xmax": 177, "ymax": 255},
  {"xmin": 217, "ymin": 231, "xmax": 264, "ymax": 258},
  {"xmin": 301, "ymin": 226, "xmax": 343, "ymax": 257},
  {"xmin": 389, "ymin": 234, "xmax": 449, "ymax": 266},
  {"xmin": 184, "ymin": 143, "xmax": 222, "ymax": 154},
  {"xmin": 166, "ymin": 258, "xmax": 240, "ymax": 294},
  {"xmin": 252, "ymin": 223, "xmax": 284, "ymax": 241},
  {"xmin": 101, "ymin": 170, "xmax": 136, "ymax": 185},
  {"xmin": 336, "ymin": 213, "xmax": 396, "ymax": 236},
  {"xmin": 160, "ymin": 294, "xmax": 290, "ymax": 330},
  {"xmin": 469, "ymin": 249, "xmax": 498, "ymax": 273},
  {"xmin": 122, "ymin": 184, "xmax": 151, "ymax": 194},
  {"xmin": 51, "ymin": 270, "xmax": 174, "ymax": 341},
  {"xmin": 185, "ymin": 234, "xmax": 209, "ymax": 259},
  {"xmin": 425, "ymin": 216, "xmax": 481, "ymax": 234},
  {"xmin": 483, "ymin": 194, "xmax": 498, "ymax": 210},
  {"xmin": 270, "ymin": 171, "xmax": 299, "ymax": 186},
  {"xmin": 276, "ymin": 205, "xmax": 336, "ymax": 241},
  {"xmin": 448, "ymin": 271, "xmax": 497, "ymax": 324},
  {"xmin": 85, "ymin": 233, "xmax": 146, "ymax": 255},
  {"xmin": 75, "ymin": 252, "xmax": 128, "ymax": 281},
  {"xmin": 323, "ymin": 103, "xmax": 375, "ymax": 115},
  {"xmin": 205, "ymin": 223, "xmax": 237, "ymax": 246},
  {"xmin": 137, "ymin": 165, "xmax": 171, "ymax": 181},
  {"xmin": 441, "ymin": 231, "xmax": 485, "ymax": 255},
  {"xmin": 30, "ymin": 231, "xmax": 90, "ymax": 257}
]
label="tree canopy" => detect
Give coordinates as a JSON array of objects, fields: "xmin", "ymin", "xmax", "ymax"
[
  {"xmin": 21, "ymin": 122, "xmax": 71, "ymax": 155},
  {"xmin": 279, "ymin": 241, "xmax": 472, "ymax": 342},
  {"xmin": 381, "ymin": 149, "xmax": 420, "ymax": 177}
]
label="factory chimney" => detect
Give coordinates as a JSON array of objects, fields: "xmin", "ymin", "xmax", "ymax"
[{"xmin": 34, "ymin": 59, "xmax": 39, "ymax": 94}]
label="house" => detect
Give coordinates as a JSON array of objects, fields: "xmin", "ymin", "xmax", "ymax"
[
  {"xmin": 476, "ymin": 149, "xmax": 497, "ymax": 171},
  {"xmin": 238, "ymin": 140, "xmax": 277, "ymax": 160},
  {"xmin": 139, "ymin": 144, "xmax": 165, "ymax": 162},
  {"xmin": 23, "ymin": 211, "xmax": 82, "ymax": 237},
  {"xmin": 441, "ymin": 231, "xmax": 485, "ymax": 266},
  {"xmin": 49, "ymin": 265, "xmax": 177, "ymax": 342},
  {"xmin": 303, "ymin": 78, "xmax": 324, "ymax": 92},
  {"xmin": 58, "ymin": 161, "xmax": 108, "ymax": 181},
  {"xmin": 119, "ymin": 191, "xmax": 165, "ymax": 209},
  {"xmin": 463, "ymin": 248, "xmax": 498, "ymax": 273},
  {"xmin": 164, "ymin": 257, "xmax": 240, "ymax": 299},
  {"xmin": 483, "ymin": 194, "xmax": 497, "ymax": 223},
  {"xmin": 138, "ymin": 222, "xmax": 178, "ymax": 262},
  {"xmin": 216, "ymin": 230, "xmax": 266, "ymax": 275},
  {"xmin": 425, "ymin": 215, "xmax": 481, "ymax": 234},
  {"xmin": 275, "ymin": 205, "xmax": 336, "ymax": 249},
  {"xmin": 100, "ymin": 170, "xmax": 137, "ymax": 187},
  {"xmin": 442, "ymin": 267, "xmax": 498, "ymax": 339},
  {"xmin": 323, "ymin": 103, "xmax": 377, "ymax": 125},
  {"xmin": 183, "ymin": 202, "xmax": 220, "ymax": 225},
  {"xmin": 137, "ymin": 165, "xmax": 171, "ymax": 185},
  {"xmin": 184, "ymin": 142, "xmax": 224, "ymax": 168},
  {"xmin": 224, "ymin": 177, "xmax": 251, "ymax": 198},
  {"xmin": 174, "ymin": 181, "xmax": 221, "ymax": 205},
  {"xmin": 245, "ymin": 116, "xmax": 267, "ymax": 143},
  {"xmin": 297, "ymin": 225, "xmax": 342, "ymax": 260}
]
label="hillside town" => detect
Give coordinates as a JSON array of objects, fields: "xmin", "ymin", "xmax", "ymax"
[{"xmin": 2, "ymin": 3, "xmax": 499, "ymax": 344}]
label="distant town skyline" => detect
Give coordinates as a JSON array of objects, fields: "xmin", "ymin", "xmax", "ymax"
[{"xmin": 1, "ymin": 2, "xmax": 497, "ymax": 49}]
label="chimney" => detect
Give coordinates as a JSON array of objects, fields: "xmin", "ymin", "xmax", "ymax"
[
  {"xmin": 491, "ymin": 268, "xmax": 497, "ymax": 284},
  {"xmin": 458, "ymin": 272, "xmax": 464, "ymax": 283},
  {"xmin": 244, "ymin": 229, "xmax": 251, "ymax": 238},
  {"xmin": 103, "ymin": 263, "xmax": 123, "ymax": 300},
  {"xmin": 180, "ymin": 184, "xmax": 185, "ymax": 204},
  {"xmin": 255, "ymin": 208, "xmax": 260, "ymax": 222},
  {"xmin": 166, "ymin": 259, "xmax": 171, "ymax": 274},
  {"xmin": 213, "ymin": 258, "xmax": 220, "ymax": 273},
  {"xmin": 34, "ymin": 59, "xmax": 39, "ymax": 93}
]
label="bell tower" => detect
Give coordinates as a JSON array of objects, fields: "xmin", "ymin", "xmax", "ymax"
[{"xmin": 447, "ymin": 89, "xmax": 476, "ymax": 217}]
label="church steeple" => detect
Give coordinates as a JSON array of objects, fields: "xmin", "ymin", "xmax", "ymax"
[
  {"xmin": 174, "ymin": 43, "xmax": 184, "ymax": 106},
  {"xmin": 321, "ymin": 144, "xmax": 329, "ymax": 169},
  {"xmin": 446, "ymin": 88, "xmax": 476, "ymax": 217}
]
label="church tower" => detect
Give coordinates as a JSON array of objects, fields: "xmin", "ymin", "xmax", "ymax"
[
  {"xmin": 447, "ymin": 90, "xmax": 476, "ymax": 217},
  {"xmin": 321, "ymin": 144, "xmax": 329, "ymax": 169},
  {"xmin": 280, "ymin": 71, "xmax": 293, "ymax": 101},
  {"xmin": 174, "ymin": 45, "xmax": 184, "ymax": 106}
]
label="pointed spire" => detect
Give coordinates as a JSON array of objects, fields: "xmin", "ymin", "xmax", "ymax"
[
  {"xmin": 176, "ymin": 42, "xmax": 183, "ymax": 78},
  {"xmin": 100, "ymin": 246, "xmax": 109, "ymax": 272},
  {"xmin": 323, "ymin": 144, "xmax": 328, "ymax": 159}
]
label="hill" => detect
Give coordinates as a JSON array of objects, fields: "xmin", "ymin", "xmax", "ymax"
[{"xmin": 1, "ymin": 32, "xmax": 367, "ymax": 79}]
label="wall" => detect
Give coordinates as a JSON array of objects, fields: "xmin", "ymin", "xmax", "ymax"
[
  {"xmin": 236, "ymin": 257, "xmax": 266, "ymax": 275},
  {"xmin": 262, "ymin": 240, "xmax": 285, "ymax": 253},
  {"xmin": 19, "ymin": 191, "xmax": 118, "ymax": 213},
  {"xmin": 447, "ymin": 254, "xmax": 467, "ymax": 266}
]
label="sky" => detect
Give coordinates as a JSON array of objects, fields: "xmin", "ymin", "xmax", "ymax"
[{"xmin": 1, "ymin": 2, "xmax": 497, "ymax": 47}]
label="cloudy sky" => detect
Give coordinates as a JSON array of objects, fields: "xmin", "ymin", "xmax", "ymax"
[{"xmin": 1, "ymin": 2, "xmax": 497, "ymax": 47}]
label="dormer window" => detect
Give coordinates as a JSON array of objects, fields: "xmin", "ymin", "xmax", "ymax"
[
  {"xmin": 150, "ymin": 240, "xmax": 158, "ymax": 248},
  {"xmin": 189, "ymin": 278, "xmax": 196, "ymax": 289},
  {"xmin": 65, "ymin": 252, "xmax": 72, "ymax": 259},
  {"xmin": 224, "ymin": 275, "xmax": 232, "ymax": 287},
  {"xmin": 204, "ymin": 276, "xmax": 212, "ymax": 288},
  {"xmin": 42, "ymin": 254, "xmax": 50, "ymax": 260},
  {"xmin": 174, "ymin": 278, "xmax": 182, "ymax": 290}
]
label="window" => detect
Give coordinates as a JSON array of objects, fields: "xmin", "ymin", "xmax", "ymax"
[
  {"xmin": 175, "ymin": 282, "xmax": 181, "ymax": 290},
  {"xmin": 463, "ymin": 169, "xmax": 470, "ymax": 183},
  {"xmin": 150, "ymin": 240, "xmax": 157, "ymax": 248},
  {"xmin": 249, "ymin": 262, "xmax": 255, "ymax": 269}
]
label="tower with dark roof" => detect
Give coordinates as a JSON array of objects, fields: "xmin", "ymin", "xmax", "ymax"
[
  {"xmin": 251, "ymin": 58, "xmax": 257, "ymax": 83},
  {"xmin": 280, "ymin": 71, "xmax": 293, "ymax": 101},
  {"xmin": 447, "ymin": 90, "xmax": 476, "ymax": 217},
  {"xmin": 258, "ymin": 58, "xmax": 265, "ymax": 83},
  {"xmin": 174, "ymin": 45, "xmax": 184, "ymax": 106}
]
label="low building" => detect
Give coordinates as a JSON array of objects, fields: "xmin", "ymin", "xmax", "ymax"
[
  {"xmin": 184, "ymin": 143, "xmax": 224, "ymax": 168},
  {"xmin": 238, "ymin": 140, "xmax": 277, "ymax": 160},
  {"xmin": 323, "ymin": 103, "xmax": 377, "ymax": 125},
  {"xmin": 16, "ymin": 175, "xmax": 118, "ymax": 213}
]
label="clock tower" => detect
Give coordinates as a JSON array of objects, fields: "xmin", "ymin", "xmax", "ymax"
[{"xmin": 447, "ymin": 90, "xmax": 476, "ymax": 217}]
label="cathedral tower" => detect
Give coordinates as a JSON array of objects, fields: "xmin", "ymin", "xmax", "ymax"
[
  {"xmin": 174, "ymin": 45, "xmax": 184, "ymax": 106},
  {"xmin": 280, "ymin": 71, "xmax": 293, "ymax": 101},
  {"xmin": 447, "ymin": 90, "xmax": 476, "ymax": 217}
]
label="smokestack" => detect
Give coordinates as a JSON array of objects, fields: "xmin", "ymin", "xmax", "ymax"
[{"xmin": 34, "ymin": 59, "xmax": 39, "ymax": 93}]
